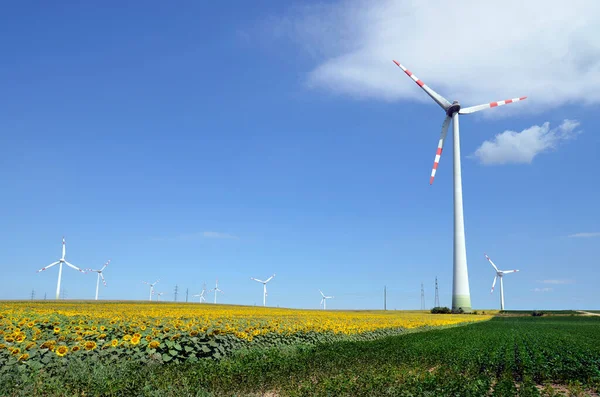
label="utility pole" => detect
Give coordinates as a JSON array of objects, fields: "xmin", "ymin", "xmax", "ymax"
[
  {"xmin": 420, "ymin": 282, "xmax": 425, "ymax": 310},
  {"xmin": 384, "ymin": 285, "xmax": 387, "ymax": 311},
  {"xmin": 44, "ymin": 292, "xmax": 47, "ymax": 300},
  {"xmin": 434, "ymin": 276, "xmax": 440, "ymax": 307},
  {"xmin": 31, "ymin": 289, "xmax": 35, "ymax": 300},
  {"xmin": 185, "ymin": 288, "xmax": 189, "ymax": 303},
  {"xmin": 173, "ymin": 285, "xmax": 179, "ymax": 302},
  {"xmin": 61, "ymin": 288, "xmax": 67, "ymax": 300}
]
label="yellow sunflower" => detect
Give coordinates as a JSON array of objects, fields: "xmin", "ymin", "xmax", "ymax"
[
  {"xmin": 123, "ymin": 335, "xmax": 132, "ymax": 341},
  {"xmin": 189, "ymin": 330, "xmax": 199, "ymax": 337},
  {"xmin": 4, "ymin": 336, "xmax": 14, "ymax": 343},
  {"xmin": 130, "ymin": 336, "xmax": 141, "ymax": 345},
  {"xmin": 15, "ymin": 334, "xmax": 26, "ymax": 343},
  {"xmin": 84, "ymin": 341, "xmax": 97, "ymax": 351},
  {"xmin": 53, "ymin": 327, "xmax": 60, "ymax": 333},
  {"xmin": 148, "ymin": 341, "xmax": 160, "ymax": 349},
  {"xmin": 0, "ymin": 343, "xmax": 6, "ymax": 350},
  {"xmin": 25, "ymin": 342, "xmax": 36, "ymax": 350},
  {"xmin": 55, "ymin": 345, "xmax": 68, "ymax": 357},
  {"xmin": 71, "ymin": 345, "xmax": 80, "ymax": 352},
  {"xmin": 18, "ymin": 353, "xmax": 30, "ymax": 361},
  {"xmin": 111, "ymin": 339, "xmax": 119, "ymax": 347},
  {"xmin": 11, "ymin": 347, "xmax": 21, "ymax": 356},
  {"xmin": 145, "ymin": 335, "xmax": 152, "ymax": 342}
]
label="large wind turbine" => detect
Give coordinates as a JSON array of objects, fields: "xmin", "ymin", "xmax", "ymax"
[
  {"xmin": 485, "ymin": 253, "xmax": 519, "ymax": 310},
  {"xmin": 86, "ymin": 260, "xmax": 110, "ymax": 300},
  {"xmin": 143, "ymin": 279, "xmax": 159, "ymax": 301},
  {"xmin": 193, "ymin": 283, "xmax": 207, "ymax": 303},
  {"xmin": 319, "ymin": 289, "xmax": 334, "ymax": 310},
  {"xmin": 36, "ymin": 237, "xmax": 86, "ymax": 300},
  {"xmin": 208, "ymin": 279, "xmax": 223, "ymax": 304},
  {"xmin": 250, "ymin": 274, "xmax": 275, "ymax": 307},
  {"xmin": 393, "ymin": 60, "xmax": 527, "ymax": 312}
]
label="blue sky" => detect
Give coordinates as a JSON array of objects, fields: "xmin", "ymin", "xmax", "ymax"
[{"xmin": 1, "ymin": 1, "xmax": 598, "ymax": 310}]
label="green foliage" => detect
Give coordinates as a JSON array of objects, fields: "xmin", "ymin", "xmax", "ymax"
[
  {"xmin": 532, "ymin": 310, "xmax": 545, "ymax": 317},
  {"xmin": 2, "ymin": 316, "xmax": 600, "ymax": 396},
  {"xmin": 430, "ymin": 306, "xmax": 451, "ymax": 314}
]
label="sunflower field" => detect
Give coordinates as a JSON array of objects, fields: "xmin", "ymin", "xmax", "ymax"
[{"xmin": 0, "ymin": 301, "xmax": 492, "ymax": 371}]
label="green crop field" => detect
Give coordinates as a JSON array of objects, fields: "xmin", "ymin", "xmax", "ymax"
[{"xmin": 2, "ymin": 315, "xmax": 599, "ymax": 396}]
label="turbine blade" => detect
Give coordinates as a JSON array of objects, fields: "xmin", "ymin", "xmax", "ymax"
[
  {"xmin": 62, "ymin": 237, "xmax": 66, "ymax": 259},
  {"xmin": 251, "ymin": 278, "xmax": 265, "ymax": 283},
  {"xmin": 501, "ymin": 270, "xmax": 519, "ymax": 274},
  {"xmin": 319, "ymin": 289, "xmax": 325, "ymax": 297},
  {"xmin": 101, "ymin": 259, "xmax": 111, "ymax": 271},
  {"xmin": 484, "ymin": 253, "xmax": 500, "ymax": 272},
  {"xmin": 100, "ymin": 273, "xmax": 107, "ymax": 286},
  {"xmin": 491, "ymin": 276, "xmax": 498, "ymax": 293},
  {"xmin": 430, "ymin": 116, "xmax": 451, "ymax": 185},
  {"xmin": 65, "ymin": 261, "xmax": 86, "ymax": 273},
  {"xmin": 37, "ymin": 261, "xmax": 60, "ymax": 273},
  {"xmin": 264, "ymin": 275, "xmax": 275, "ymax": 283},
  {"xmin": 392, "ymin": 61, "xmax": 451, "ymax": 110},
  {"xmin": 459, "ymin": 97, "xmax": 527, "ymax": 114}
]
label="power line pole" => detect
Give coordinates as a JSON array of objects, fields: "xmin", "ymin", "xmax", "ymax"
[
  {"xmin": 173, "ymin": 285, "xmax": 179, "ymax": 302},
  {"xmin": 384, "ymin": 285, "xmax": 387, "ymax": 311},
  {"xmin": 434, "ymin": 276, "xmax": 440, "ymax": 307},
  {"xmin": 420, "ymin": 282, "xmax": 425, "ymax": 310},
  {"xmin": 185, "ymin": 288, "xmax": 189, "ymax": 303},
  {"xmin": 44, "ymin": 292, "xmax": 47, "ymax": 300},
  {"xmin": 31, "ymin": 289, "xmax": 35, "ymax": 300}
]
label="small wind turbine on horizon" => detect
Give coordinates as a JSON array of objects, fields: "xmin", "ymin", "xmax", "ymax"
[
  {"xmin": 36, "ymin": 237, "xmax": 86, "ymax": 300},
  {"xmin": 143, "ymin": 279, "xmax": 160, "ymax": 301},
  {"xmin": 392, "ymin": 60, "xmax": 527, "ymax": 312},
  {"xmin": 319, "ymin": 290, "xmax": 334, "ymax": 310},
  {"xmin": 193, "ymin": 283, "xmax": 207, "ymax": 303},
  {"xmin": 152, "ymin": 290, "xmax": 166, "ymax": 301},
  {"xmin": 86, "ymin": 260, "xmax": 111, "ymax": 300},
  {"xmin": 208, "ymin": 279, "xmax": 223, "ymax": 304},
  {"xmin": 250, "ymin": 274, "xmax": 275, "ymax": 307},
  {"xmin": 485, "ymin": 253, "xmax": 520, "ymax": 310}
]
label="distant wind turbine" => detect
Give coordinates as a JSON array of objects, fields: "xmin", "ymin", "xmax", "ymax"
[
  {"xmin": 250, "ymin": 274, "xmax": 275, "ymax": 307},
  {"xmin": 86, "ymin": 260, "xmax": 110, "ymax": 300},
  {"xmin": 193, "ymin": 283, "xmax": 207, "ymax": 303},
  {"xmin": 319, "ymin": 289, "xmax": 334, "ymax": 310},
  {"xmin": 36, "ymin": 237, "xmax": 86, "ymax": 300},
  {"xmin": 143, "ymin": 279, "xmax": 160, "ymax": 301},
  {"xmin": 485, "ymin": 253, "xmax": 520, "ymax": 310},
  {"xmin": 208, "ymin": 279, "xmax": 223, "ymax": 304},
  {"xmin": 152, "ymin": 290, "xmax": 166, "ymax": 301}
]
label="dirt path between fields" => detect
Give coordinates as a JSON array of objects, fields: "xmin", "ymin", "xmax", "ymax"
[{"xmin": 577, "ymin": 310, "xmax": 600, "ymax": 316}]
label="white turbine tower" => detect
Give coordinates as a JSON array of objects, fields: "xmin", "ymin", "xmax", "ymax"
[
  {"xmin": 86, "ymin": 260, "xmax": 111, "ymax": 301},
  {"xmin": 485, "ymin": 253, "xmax": 520, "ymax": 310},
  {"xmin": 319, "ymin": 290, "xmax": 334, "ymax": 310},
  {"xmin": 250, "ymin": 274, "xmax": 275, "ymax": 307},
  {"xmin": 143, "ymin": 279, "xmax": 160, "ymax": 301},
  {"xmin": 209, "ymin": 279, "xmax": 223, "ymax": 304},
  {"xmin": 393, "ymin": 60, "xmax": 527, "ymax": 312},
  {"xmin": 36, "ymin": 237, "xmax": 86, "ymax": 300},
  {"xmin": 193, "ymin": 283, "xmax": 207, "ymax": 303}
]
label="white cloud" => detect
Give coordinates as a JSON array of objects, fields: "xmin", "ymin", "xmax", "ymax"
[
  {"xmin": 537, "ymin": 280, "xmax": 575, "ymax": 285},
  {"xmin": 471, "ymin": 119, "xmax": 581, "ymax": 165},
  {"xmin": 568, "ymin": 232, "xmax": 600, "ymax": 238},
  {"xmin": 275, "ymin": 1, "xmax": 600, "ymax": 110},
  {"xmin": 532, "ymin": 288, "xmax": 553, "ymax": 293},
  {"xmin": 202, "ymin": 231, "xmax": 238, "ymax": 239}
]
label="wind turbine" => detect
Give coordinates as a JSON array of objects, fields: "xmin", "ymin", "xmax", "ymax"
[
  {"xmin": 86, "ymin": 260, "xmax": 111, "ymax": 301},
  {"xmin": 143, "ymin": 279, "xmax": 160, "ymax": 301},
  {"xmin": 392, "ymin": 60, "xmax": 527, "ymax": 312},
  {"xmin": 36, "ymin": 237, "xmax": 86, "ymax": 300},
  {"xmin": 193, "ymin": 283, "xmax": 207, "ymax": 303},
  {"xmin": 250, "ymin": 274, "xmax": 275, "ymax": 307},
  {"xmin": 152, "ymin": 290, "xmax": 166, "ymax": 301},
  {"xmin": 208, "ymin": 279, "xmax": 223, "ymax": 304},
  {"xmin": 319, "ymin": 290, "xmax": 334, "ymax": 310},
  {"xmin": 485, "ymin": 253, "xmax": 519, "ymax": 310}
]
